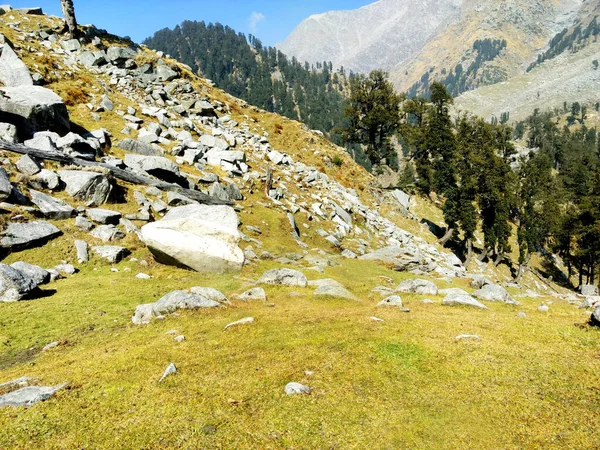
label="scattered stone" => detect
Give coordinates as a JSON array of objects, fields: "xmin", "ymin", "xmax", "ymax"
[
  {"xmin": 0, "ymin": 122, "xmax": 18, "ymax": 144},
  {"xmin": 341, "ymin": 249, "xmax": 358, "ymax": 259},
  {"xmin": 58, "ymin": 170, "xmax": 112, "ymax": 206},
  {"xmin": 0, "ymin": 384, "xmax": 68, "ymax": 408},
  {"xmin": 396, "ymin": 279, "xmax": 438, "ymax": 295},
  {"xmin": 75, "ymin": 216, "xmax": 94, "ymax": 232},
  {"xmin": 92, "ymin": 246, "xmax": 130, "ymax": 263},
  {"xmin": 54, "ymin": 264, "xmax": 75, "ymax": 275},
  {"xmin": 16, "ymin": 154, "xmax": 41, "ymax": 176},
  {"xmin": 473, "ymin": 284, "xmax": 517, "ymax": 304},
  {"xmin": 132, "ymin": 290, "xmax": 223, "ymax": 325},
  {"xmin": 0, "ymin": 264, "xmax": 38, "ymax": 302},
  {"xmin": 42, "ymin": 341, "xmax": 59, "ymax": 351},
  {"xmin": 0, "ymin": 221, "xmax": 61, "ymax": 251},
  {"xmin": 142, "ymin": 204, "xmax": 245, "ymax": 273},
  {"xmin": 442, "ymin": 293, "xmax": 487, "ymax": 309},
  {"xmin": 158, "ymin": 363, "xmax": 177, "ymax": 383},
  {"xmin": 391, "ymin": 189, "xmax": 411, "ymax": 210},
  {"xmin": 0, "ymin": 167, "xmax": 11, "ymax": 201},
  {"xmin": 234, "ymin": 287, "xmax": 267, "ymax": 302},
  {"xmin": 86, "ymin": 208, "xmax": 121, "ymax": 225},
  {"xmin": 455, "ymin": 334, "xmax": 481, "ymax": 341},
  {"xmin": 173, "ymin": 335, "xmax": 185, "ymax": 343},
  {"xmin": 135, "ymin": 273, "xmax": 151, "ymax": 280},
  {"xmin": 369, "ymin": 316, "xmax": 385, "ymax": 322},
  {"xmin": 257, "ymin": 268, "xmax": 308, "ymax": 287},
  {"xmin": 421, "ymin": 299, "xmax": 435, "ymax": 304},
  {"xmin": 224, "ymin": 317, "xmax": 254, "ymax": 330},
  {"xmin": 516, "ymin": 311, "xmax": 527, "ymax": 318},
  {"xmin": 10, "ymin": 261, "xmax": 49, "ymax": 285},
  {"xmin": 189, "ymin": 287, "xmax": 229, "ymax": 304},
  {"xmin": 30, "ymin": 169, "xmax": 60, "ymax": 191},
  {"xmin": 537, "ymin": 303, "xmax": 549, "ymax": 313},
  {"xmin": 90, "ymin": 225, "xmax": 125, "ymax": 242},
  {"xmin": 74, "ymin": 240, "xmax": 89, "ymax": 263},
  {"xmin": 29, "ymin": 190, "xmax": 75, "ymax": 220},
  {"xmin": 284, "ymin": 382, "xmax": 311, "ymax": 395},
  {"xmin": 580, "ymin": 284, "xmax": 599, "ymax": 297},
  {"xmin": 377, "ymin": 295, "xmax": 403, "ymax": 308},
  {"xmin": 116, "ymin": 138, "xmax": 162, "ymax": 156},
  {"xmin": 313, "ymin": 284, "xmax": 357, "ymax": 300}
]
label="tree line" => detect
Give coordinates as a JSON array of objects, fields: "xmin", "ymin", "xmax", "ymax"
[{"xmin": 344, "ymin": 71, "xmax": 600, "ymax": 286}]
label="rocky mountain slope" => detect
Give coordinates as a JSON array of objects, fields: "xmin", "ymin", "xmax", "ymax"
[
  {"xmin": 277, "ymin": 0, "xmax": 463, "ymax": 74},
  {"xmin": 0, "ymin": 8, "xmax": 599, "ymax": 449}
]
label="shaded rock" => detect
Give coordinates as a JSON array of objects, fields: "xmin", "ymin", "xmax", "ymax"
[
  {"xmin": 313, "ymin": 284, "xmax": 357, "ymax": 300},
  {"xmin": 341, "ymin": 249, "xmax": 358, "ymax": 259},
  {"xmin": 10, "ymin": 261, "xmax": 50, "ymax": 285},
  {"xmin": 234, "ymin": 287, "xmax": 266, "ymax": 302},
  {"xmin": 396, "ymin": 279, "xmax": 438, "ymax": 295},
  {"xmin": 92, "ymin": 245, "xmax": 130, "ymax": 263},
  {"xmin": 438, "ymin": 288, "xmax": 470, "ymax": 296},
  {"xmin": 166, "ymin": 191, "xmax": 197, "ymax": 206},
  {"xmin": 124, "ymin": 154, "xmax": 184, "ymax": 185},
  {"xmin": 0, "ymin": 167, "xmax": 12, "ymax": 201},
  {"xmin": 377, "ymin": 295, "xmax": 403, "ymax": 307},
  {"xmin": 0, "ymin": 122, "xmax": 18, "ymax": 143},
  {"xmin": 442, "ymin": 293, "xmax": 487, "ymax": 309},
  {"xmin": 0, "ymin": 86, "xmax": 69, "ymax": 138},
  {"xmin": 74, "ymin": 240, "xmax": 88, "ymax": 263},
  {"xmin": 580, "ymin": 284, "xmax": 599, "ymax": 297},
  {"xmin": 258, "ymin": 268, "xmax": 307, "ymax": 287},
  {"xmin": 29, "ymin": 190, "xmax": 75, "ymax": 219},
  {"xmin": 75, "ymin": 216, "xmax": 93, "ymax": 232},
  {"xmin": 0, "ymin": 221, "xmax": 61, "ymax": 251},
  {"xmin": 0, "ymin": 384, "xmax": 67, "ymax": 408},
  {"xmin": 58, "ymin": 170, "xmax": 112, "ymax": 206},
  {"xmin": 473, "ymin": 284, "xmax": 517, "ymax": 304},
  {"xmin": 224, "ymin": 317, "xmax": 254, "ymax": 330},
  {"xmin": 86, "ymin": 208, "xmax": 121, "ymax": 225},
  {"xmin": 285, "ymin": 382, "xmax": 311, "ymax": 395},
  {"xmin": 0, "ymin": 41, "xmax": 33, "ymax": 87},
  {"xmin": 141, "ymin": 204, "xmax": 245, "ymax": 273},
  {"xmin": 16, "ymin": 154, "xmax": 41, "ymax": 176},
  {"xmin": 106, "ymin": 46, "xmax": 137, "ymax": 63},
  {"xmin": 77, "ymin": 51, "xmax": 106, "ymax": 67},
  {"xmin": 90, "ymin": 225, "xmax": 125, "ymax": 242},
  {"xmin": 189, "ymin": 286, "xmax": 229, "ymax": 304},
  {"xmin": 30, "ymin": 169, "xmax": 59, "ymax": 191},
  {"xmin": 116, "ymin": 138, "xmax": 162, "ymax": 156},
  {"xmin": 54, "ymin": 264, "xmax": 75, "ymax": 275},
  {"xmin": 590, "ymin": 306, "xmax": 600, "ymax": 327},
  {"xmin": 158, "ymin": 363, "xmax": 176, "ymax": 383},
  {"xmin": 0, "ymin": 263, "xmax": 38, "ymax": 302},
  {"xmin": 470, "ymin": 275, "xmax": 493, "ymax": 289}
]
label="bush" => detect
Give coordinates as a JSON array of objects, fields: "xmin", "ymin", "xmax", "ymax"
[{"xmin": 332, "ymin": 155, "xmax": 343, "ymax": 167}]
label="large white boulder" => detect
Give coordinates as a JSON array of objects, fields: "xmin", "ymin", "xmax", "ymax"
[{"xmin": 141, "ymin": 204, "xmax": 244, "ymax": 273}]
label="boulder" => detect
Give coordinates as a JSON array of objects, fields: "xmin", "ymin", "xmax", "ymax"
[
  {"xmin": 0, "ymin": 263, "xmax": 38, "ymax": 302},
  {"xmin": 10, "ymin": 261, "xmax": 50, "ymax": 285},
  {"xmin": 0, "ymin": 42, "xmax": 33, "ymax": 86},
  {"xmin": 285, "ymin": 382, "xmax": 311, "ymax": 395},
  {"xmin": 580, "ymin": 284, "xmax": 599, "ymax": 297},
  {"xmin": 141, "ymin": 204, "xmax": 245, "ymax": 273},
  {"xmin": 0, "ymin": 86, "xmax": 69, "ymax": 138},
  {"xmin": 131, "ymin": 290, "xmax": 222, "ymax": 325},
  {"xmin": 472, "ymin": 284, "xmax": 517, "ymax": 304},
  {"xmin": 116, "ymin": 138, "xmax": 162, "ymax": 156},
  {"xmin": 0, "ymin": 167, "xmax": 12, "ymax": 201},
  {"xmin": 442, "ymin": 293, "xmax": 487, "ymax": 309},
  {"xmin": 90, "ymin": 225, "xmax": 125, "ymax": 242},
  {"xmin": 92, "ymin": 245, "xmax": 130, "ymax": 263},
  {"xmin": 377, "ymin": 295, "xmax": 404, "ymax": 307},
  {"xmin": 77, "ymin": 51, "xmax": 106, "ymax": 67},
  {"xmin": 0, "ymin": 221, "xmax": 61, "ymax": 251},
  {"xmin": 30, "ymin": 169, "xmax": 60, "ymax": 191},
  {"xmin": 396, "ymin": 279, "xmax": 438, "ymax": 295},
  {"xmin": 124, "ymin": 154, "xmax": 184, "ymax": 185},
  {"xmin": 74, "ymin": 240, "xmax": 88, "ymax": 263},
  {"xmin": 16, "ymin": 154, "xmax": 42, "ymax": 176},
  {"xmin": 58, "ymin": 170, "xmax": 112, "ymax": 206},
  {"xmin": 189, "ymin": 287, "xmax": 229, "ymax": 304},
  {"xmin": 0, "ymin": 384, "xmax": 67, "ymax": 407},
  {"xmin": 313, "ymin": 284, "xmax": 357, "ymax": 300},
  {"xmin": 234, "ymin": 287, "xmax": 266, "ymax": 302},
  {"xmin": 591, "ymin": 306, "xmax": 600, "ymax": 327},
  {"xmin": 106, "ymin": 46, "xmax": 137, "ymax": 63},
  {"xmin": 0, "ymin": 122, "xmax": 18, "ymax": 143},
  {"xmin": 29, "ymin": 190, "xmax": 75, "ymax": 219},
  {"xmin": 391, "ymin": 189, "xmax": 411, "ymax": 210},
  {"xmin": 86, "ymin": 208, "xmax": 121, "ymax": 225},
  {"xmin": 257, "ymin": 268, "xmax": 308, "ymax": 287}
]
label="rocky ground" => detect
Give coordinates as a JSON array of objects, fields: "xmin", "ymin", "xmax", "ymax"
[{"xmin": 0, "ymin": 7, "xmax": 598, "ymax": 449}]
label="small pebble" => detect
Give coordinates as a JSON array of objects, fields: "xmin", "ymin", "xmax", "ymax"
[{"xmin": 174, "ymin": 335, "xmax": 185, "ymax": 343}]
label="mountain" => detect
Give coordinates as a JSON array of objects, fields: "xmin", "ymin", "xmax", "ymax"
[
  {"xmin": 277, "ymin": 0, "xmax": 463, "ymax": 74},
  {"xmin": 390, "ymin": 0, "xmax": 585, "ymax": 96}
]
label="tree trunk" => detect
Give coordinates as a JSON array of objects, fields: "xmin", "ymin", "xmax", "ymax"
[
  {"xmin": 478, "ymin": 247, "xmax": 489, "ymax": 262},
  {"xmin": 578, "ymin": 261, "xmax": 583, "ymax": 289},
  {"xmin": 515, "ymin": 254, "xmax": 532, "ymax": 282},
  {"xmin": 464, "ymin": 239, "xmax": 473, "ymax": 269},
  {"xmin": 437, "ymin": 228, "xmax": 454, "ymax": 247},
  {"xmin": 60, "ymin": 0, "xmax": 78, "ymax": 39},
  {"xmin": 494, "ymin": 253, "xmax": 504, "ymax": 267},
  {"xmin": 0, "ymin": 141, "xmax": 232, "ymax": 206}
]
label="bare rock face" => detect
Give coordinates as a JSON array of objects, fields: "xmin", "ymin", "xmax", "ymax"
[
  {"xmin": 141, "ymin": 204, "xmax": 245, "ymax": 273},
  {"xmin": 0, "ymin": 86, "xmax": 69, "ymax": 138}
]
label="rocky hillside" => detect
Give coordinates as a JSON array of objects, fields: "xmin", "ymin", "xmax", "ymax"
[
  {"xmin": 277, "ymin": 0, "xmax": 463, "ymax": 74},
  {"xmin": 1, "ymin": 8, "xmax": 599, "ymax": 449},
  {"xmin": 390, "ymin": 0, "xmax": 584, "ymax": 95}
]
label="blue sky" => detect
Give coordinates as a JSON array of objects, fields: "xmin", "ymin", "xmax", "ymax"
[{"xmin": 9, "ymin": 1, "xmax": 373, "ymax": 46}]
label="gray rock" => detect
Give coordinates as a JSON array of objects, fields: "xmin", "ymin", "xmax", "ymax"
[
  {"xmin": 313, "ymin": 284, "xmax": 357, "ymax": 300},
  {"xmin": 284, "ymin": 382, "xmax": 311, "ymax": 395},
  {"xmin": 74, "ymin": 240, "xmax": 89, "ymax": 263},
  {"xmin": 10, "ymin": 261, "xmax": 50, "ymax": 285},
  {"xmin": 0, "ymin": 384, "xmax": 67, "ymax": 407},
  {"xmin": 166, "ymin": 191, "xmax": 197, "ymax": 206},
  {"xmin": 106, "ymin": 46, "xmax": 137, "ymax": 63},
  {"xmin": 470, "ymin": 275, "xmax": 493, "ymax": 289},
  {"xmin": 224, "ymin": 317, "xmax": 254, "ymax": 330},
  {"xmin": 0, "ymin": 221, "xmax": 61, "ymax": 250},
  {"xmin": 455, "ymin": 334, "xmax": 481, "ymax": 341},
  {"xmin": 90, "ymin": 225, "xmax": 125, "ymax": 242},
  {"xmin": 377, "ymin": 295, "xmax": 403, "ymax": 307},
  {"xmin": 58, "ymin": 170, "xmax": 112, "ymax": 206},
  {"xmin": 234, "ymin": 287, "xmax": 266, "ymax": 302},
  {"xmin": 153, "ymin": 290, "xmax": 222, "ymax": 315},
  {"xmin": 15, "ymin": 7, "xmax": 43, "ymax": 15},
  {"xmin": 29, "ymin": 190, "xmax": 75, "ymax": 219},
  {"xmin": 0, "ymin": 41, "xmax": 33, "ymax": 87},
  {"xmin": 77, "ymin": 51, "xmax": 106, "ymax": 67},
  {"xmin": 0, "ymin": 263, "xmax": 38, "ymax": 302},
  {"xmin": 472, "ymin": 284, "xmax": 517, "ymax": 304},
  {"xmin": 0, "ymin": 122, "xmax": 18, "ymax": 143},
  {"xmin": 442, "ymin": 293, "xmax": 487, "ymax": 309},
  {"xmin": 86, "ymin": 208, "xmax": 121, "ymax": 225},
  {"xmin": 75, "ymin": 216, "xmax": 94, "ymax": 232},
  {"xmin": 0, "ymin": 167, "xmax": 12, "ymax": 201},
  {"xmin": 92, "ymin": 245, "xmax": 130, "ymax": 263},
  {"xmin": 580, "ymin": 284, "xmax": 599, "ymax": 297},
  {"xmin": 61, "ymin": 39, "xmax": 81, "ymax": 52},
  {"xmin": 287, "ymin": 213, "xmax": 300, "ymax": 240},
  {"xmin": 0, "ymin": 86, "xmax": 69, "ymax": 138},
  {"xmin": 124, "ymin": 154, "xmax": 182, "ymax": 184},
  {"xmin": 173, "ymin": 335, "xmax": 185, "ymax": 343},
  {"xmin": 195, "ymin": 101, "xmax": 216, "ymax": 116},
  {"xmin": 189, "ymin": 286, "xmax": 229, "ymax": 304},
  {"xmin": 99, "ymin": 94, "xmax": 114, "ymax": 112},
  {"xmin": 141, "ymin": 204, "xmax": 245, "ymax": 273},
  {"xmin": 258, "ymin": 268, "xmax": 308, "ymax": 287},
  {"xmin": 30, "ymin": 169, "xmax": 59, "ymax": 191},
  {"xmin": 116, "ymin": 139, "xmax": 162, "ymax": 156},
  {"xmin": 391, "ymin": 189, "xmax": 411, "ymax": 210},
  {"xmin": 538, "ymin": 303, "xmax": 549, "ymax": 313},
  {"xmin": 158, "ymin": 363, "xmax": 177, "ymax": 383},
  {"xmin": 591, "ymin": 306, "xmax": 600, "ymax": 326},
  {"xmin": 16, "ymin": 154, "xmax": 41, "ymax": 176},
  {"xmin": 396, "ymin": 279, "xmax": 438, "ymax": 295},
  {"xmin": 136, "ymin": 273, "xmax": 151, "ymax": 280},
  {"xmin": 156, "ymin": 64, "xmax": 178, "ymax": 82},
  {"xmin": 54, "ymin": 264, "xmax": 76, "ymax": 275},
  {"xmin": 341, "ymin": 249, "xmax": 358, "ymax": 259}
]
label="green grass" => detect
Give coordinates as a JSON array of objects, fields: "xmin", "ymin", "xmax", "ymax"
[{"xmin": 1, "ymin": 251, "xmax": 599, "ymax": 449}]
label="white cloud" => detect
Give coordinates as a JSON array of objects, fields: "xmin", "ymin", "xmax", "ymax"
[{"xmin": 248, "ymin": 12, "xmax": 265, "ymax": 32}]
